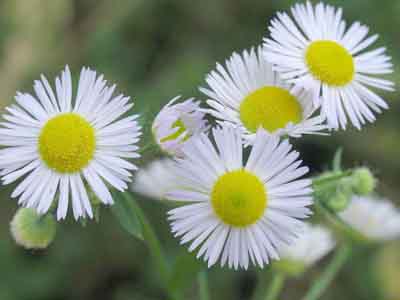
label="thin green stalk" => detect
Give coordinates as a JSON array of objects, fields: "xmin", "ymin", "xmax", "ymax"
[
  {"xmin": 121, "ymin": 193, "xmax": 182, "ymax": 300},
  {"xmin": 264, "ymin": 272, "xmax": 285, "ymax": 300},
  {"xmin": 314, "ymin": 200, "xmax": 366, "ymax": 242},
  {"xmin": 312, "ymin": 170, "xmax": 353, "ymax": 187},
  {"xmin": 302, "ymin": 244, "xmax": 352, "ymax": 300},
  {"xmin": 198, "ymin": 271, "xmax": 210, "ymax": 300},
  {"xmin": 251, "ymin": 270, "xmax": 269, "ymax": 300}
]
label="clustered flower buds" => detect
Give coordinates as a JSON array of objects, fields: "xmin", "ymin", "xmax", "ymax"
[{"xmin": 314, "ymin": 167, "xmax": 377, "ymax": 213}]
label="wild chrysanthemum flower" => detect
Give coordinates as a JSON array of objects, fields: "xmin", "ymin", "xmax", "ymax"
[
  {"xmin": 0, "ymin": 66, "xmax": 141, "ymax": 220},
  {"xmin": 167, "ymin": 126, "xmax": 313, "ymax": 269},
  {"xmin": 340, "ymin": 196, "xmax": 400, "ymax": 241},
  {"xmin": 263, "ymin": 2, "xmax": 394, "ymax": 130},
  {"xmin": 200, "ymin": 47, "xmax": 326, "ymax": 144},
  {"xmin": 152, "ymin": 96, "xmax": 208, "ymax": 157},
  {"xmin": 131, "ymin": 159, "xmax": 179, "ymax": 201},
  {"xmin": 279, "ymin": 223, "xmax": 335, "ymax": 271}
]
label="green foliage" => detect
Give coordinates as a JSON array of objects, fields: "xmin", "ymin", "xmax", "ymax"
[
  {"xmin": 111, "ymin": 191, "xmax": 144, "ymax": 240},
  {"xmin": 168, "ymin": 252, "xmax": 204, "ymax": 295}
]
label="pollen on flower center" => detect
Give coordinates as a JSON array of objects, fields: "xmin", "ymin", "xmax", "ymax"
[
  {"xmin": 39, "ymin": 113, "xmax": 95, "ymax": 173},
  {"xmin": 305, "ymin": 40, "xmax": 355, "ymax": 86},
  {"xmin": 239, "ymin": 86, "xmax": 303, "ymax": 133},
  {"xmin": 160, "ymin": 119, "xmax": 189, "ymax": 143},
  {"xmin": 211, "ymin": 169, "xmax": 267, "ymax": 227}
]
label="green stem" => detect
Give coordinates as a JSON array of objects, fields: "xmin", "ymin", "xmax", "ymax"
[
  {"xmin": 198, "ymin": 271, "xmax": 210, "ymax": 300},
  {"xmin": 264, "ymin": 273, "xmax": 285, "ymax": 300},
  {"xmin": 302, "ymin": 244, "xmax": 352, "ymax": 300},
  {"xmin": 314, "ymin": 200, "xmax": 366, "ymax": 242},
  {"xmin": 121, "ymin": 193, "xmax": 181, "ymax": 300},
  {"xmin": 312, "ymin": 170, "xmax": 353, "ymax": 187}
]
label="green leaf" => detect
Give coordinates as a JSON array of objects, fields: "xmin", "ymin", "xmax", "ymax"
[
  {"xmin": 111, "ymin": 191, "xmax": 144, "ymax": 240},
  {"xmin": 111, "ymin": 192, "xmax": 176, "ymax": 298},
  {"xmin": 168, "ymin": 250, "xmax": 204, "ymax": 294}
]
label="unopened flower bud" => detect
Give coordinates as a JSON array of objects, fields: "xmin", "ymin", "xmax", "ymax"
[
  {"xmin": 273, "ymin": 259, "xmax": 306, "ymax": 277},
  {"xmin": 10, "ymin": 208, "xmax": 57, "ymax": 250},
  {"xmin": 326, "ymin": 184, "xmax": 352, "ymax": 212},
  {"xmin": 351, "ymin": 167, "xmax": 376, "ymax": 196}
]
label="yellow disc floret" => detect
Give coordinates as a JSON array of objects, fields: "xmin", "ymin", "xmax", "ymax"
[
  {"xmin": 39, "ymin": 113, "xmax": 95, "ymax": 173},
  {"xmin": 211, "ymin": 169, "xmax": 267, "ymax": 227},
  {"xmin": 239, "ymin": 86, "xmax": 302, "ymax": 133},
  {"xmin": 160, "ymin": 119, "xmax": 189, "ymax": 143},
  {"xmin": 305, "ymin": 40, "xmax": 355, "ymax": 86}
]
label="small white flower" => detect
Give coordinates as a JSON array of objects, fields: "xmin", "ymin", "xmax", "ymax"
[
  {"xmin": 131, "ymin": 159, "xmax": 179, "ymax": 200},
  {"xmin": 0, "ymin": 66, "xmax": 141, "ymax": 220},
  {"xmin": 340, "ymin": 196, "xmax": 400, "ymax": 241},
  {"xmin": 200, "ymin": 46, "xmax": 326, "ymax": 144},
  {"xmin": 263, "ymin": 1, "xmax": 394, "ymax": 130},
  {"xmin": 167, "ymin": 125, "xmax": 313, "ymax": 269},
  {"xmin": 280, "ymin": 223, "xmax": 335, "ymax": 267},
  {"xmin": 152, "ymin": 96, "xmax": 208, "ymax": 157}
]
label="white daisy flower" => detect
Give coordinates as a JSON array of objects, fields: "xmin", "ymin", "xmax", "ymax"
[
  {"xmin": 280, "ymin": 223, "xmax": 335, "ymax": 267},
  {"xmin": 263, "ymin": 1, "xmax": 394, "ymax": 130},
  {"xmin": 200, "ymin": 47, "xmax": 326, "ymax": 144},
  {"xmin": 131, "ymin": 158, "xmax": 179, "ymax": 201},
  {"xmin": 339, "ymin": 196, "xmax": 400, "ymax": 241},
  {"xmin": 152, "ymin": 96, "xmax": 208, "ymax": 157},
  {"xmin": 167, "ymin": 126, "xmax": 313, "ymax": 269},
  {"xmin": 0, "ymin": 66, "xmax": 141, "ymax": 220}
]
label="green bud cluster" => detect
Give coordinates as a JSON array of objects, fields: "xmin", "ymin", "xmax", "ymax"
[{"xmin": 313, "ymin": 167, "xmax": 376, "ymax": 213}]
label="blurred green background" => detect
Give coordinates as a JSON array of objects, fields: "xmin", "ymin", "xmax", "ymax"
[{"xmin": 0, "ymin": 0, "xmax": 399, "ymax": 299}]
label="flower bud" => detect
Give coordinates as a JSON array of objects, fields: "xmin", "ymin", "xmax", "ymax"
[
  {"xmin": 325, "ymin": 183, "xmax": 352, "ymax": 212},
  {"xmin": 272, "ymin": 259, "xmax": 306, "ymax": 277},
  {"xmin": 10, "ymin": 208, "xmax": 57, "ymax": 250},
  {"xmin": 152, "ymin": 96, "xmax": 208, "ymax": 157},
  {"xmin": 351, "ymin": 167, "xmax": 376, "ymax": 196}
]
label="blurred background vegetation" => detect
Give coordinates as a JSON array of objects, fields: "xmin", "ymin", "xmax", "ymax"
[{"xmin": 0, "ymin": 0, "xmax": 399, "ymax": 299}]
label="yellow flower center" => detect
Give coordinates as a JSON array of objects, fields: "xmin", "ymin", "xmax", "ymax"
[
  {"xmin": 239, "ymin": 86, "xmax": 303, "ymax": 133},
  {"xmin": 160, "ymin": 119, "xmax": 189, "ymax": 143},
  {"xmin": 39, "ymin": 113, "xmax": 96, "ymax": 173},
  {"xmin": 211, "ymin": 169, "xmax": 267, "ymax": 227},
  {"xmin": 305, "ymin": 40, "xmax": 355, "ymax": 86}
]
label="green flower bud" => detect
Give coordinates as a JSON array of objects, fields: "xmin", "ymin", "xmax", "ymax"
[
  {"xmin": 10, "ymin": 208, "xmax": 57, "ymax": 250},
  {"xmin": 351, "ymin": 167, "xmax": 376, "ymax": 196},
  {"xmin": 325, "ymin": 183, "xmax": 352, "ymax": 212},
  {"xmin": 314, "ymin": 171, "xmax": 353, "ymax": 212},
  {"xmin": 272, "ymin": 259, "xmax": 306, "ymax": 277}
]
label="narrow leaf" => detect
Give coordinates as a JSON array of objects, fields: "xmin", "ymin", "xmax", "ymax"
[
  {"xmin": 111, "ymin": 191, "xmax": 144, "ymax": 240},
  {"xmin": 168, "ymin": 250, "xmax": 204, "ymax": 294}
]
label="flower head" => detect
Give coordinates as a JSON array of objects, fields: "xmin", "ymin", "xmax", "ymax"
[
  {"xmin": 131, "ymin": 158, "xmax": 179, "ymax": 200},
  {"xmin": 167, "ymin": 126, "xmax": 313, "ymax": 269},
  {"xmin": 0, "ymin": 66, "xmax": 141, "ymax": 220},
  {"xmin": 263, "ymin": 2, "xmax": 394, "ymax": 130},
  {"xmin": 340, "ymin": 196, "xmax": 400, "ymax": 241},
  {"xmin": 152, "ymin": 96, "xmax": 208, "ymax": 157},
  {"xmin": 200, "ymin": 47, "xmax": 326, "ymax": 144},
  {"xmin": 278, "ymin": 223, "xmax": 335, "ymax": 272}
]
